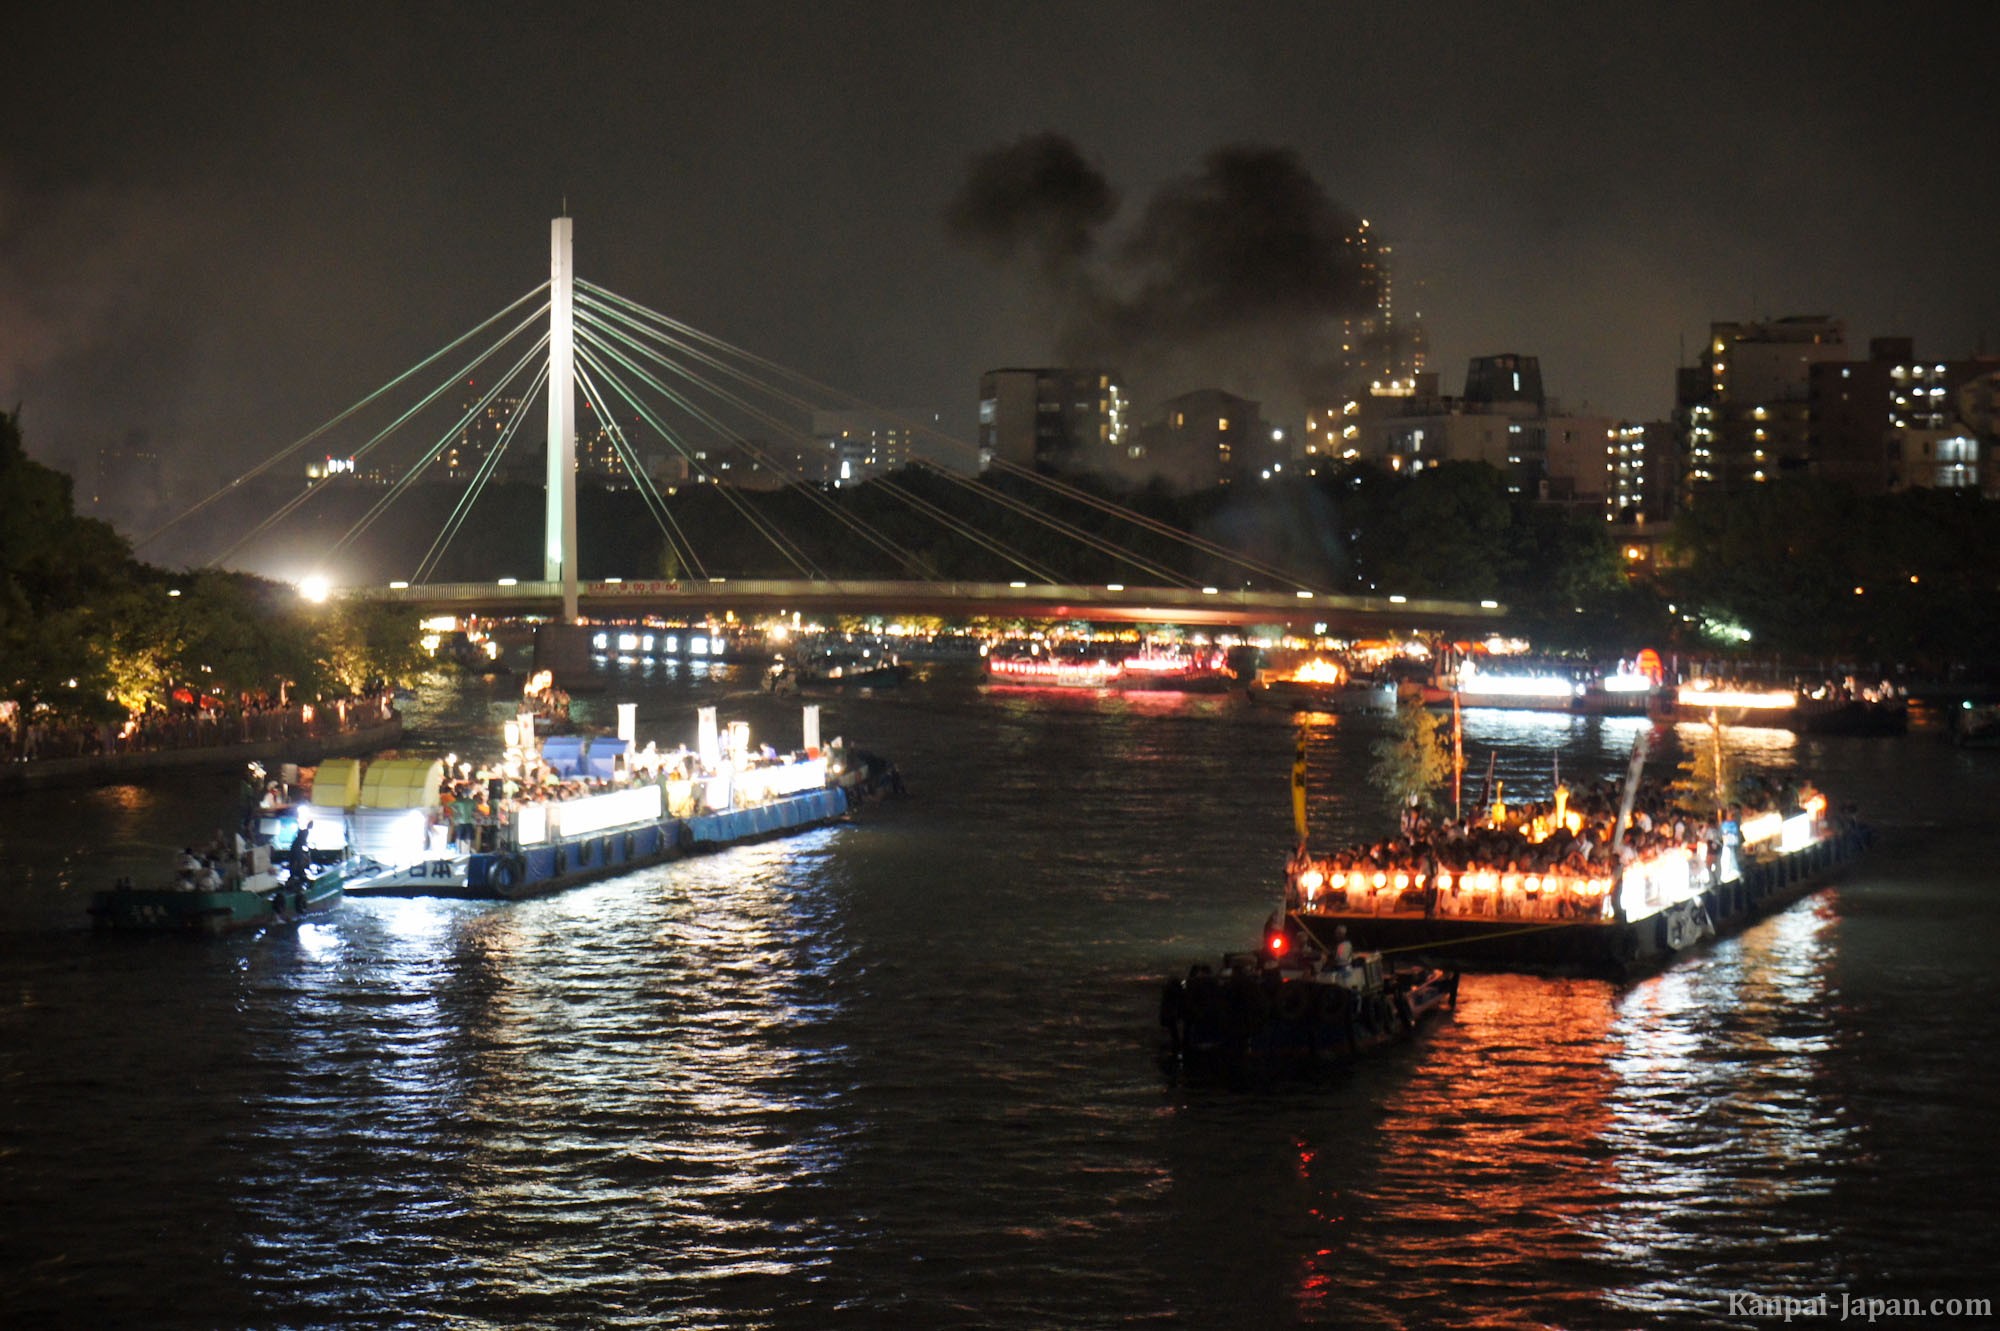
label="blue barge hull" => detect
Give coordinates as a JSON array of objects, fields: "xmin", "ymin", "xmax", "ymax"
[{"xmin": 392, "ymin": 787, "xmax": 854, "ymax": 902}]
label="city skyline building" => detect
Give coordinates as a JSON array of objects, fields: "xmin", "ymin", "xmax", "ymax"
[
  {"xmin": 1675, "ymin": 315, "xmax": 1848, "ymax": 505},
  {"xmin": 1134, "ymin": 389, "xmax": 1274, "ymax": 488},
  {"xmin": 977, "ymin": 367, "xmax": 1130, "ymax": 475},
  {"xmin": 1809, "ymin": 337, "xmax": 1994, "ymax": 495}
]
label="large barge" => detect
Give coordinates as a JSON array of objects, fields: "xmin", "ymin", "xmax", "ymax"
[
  {"xmin": 1282, "ymin": 732, "xmax": 1868, "ymax": 979},
  {"xmin": 1289, "ymin": 812, "xmax": 1869, "ymax": 978},
  {"xmin": 264, "ymin": 703, "xmax": 885, "ymax": 902},
  {"xmin": 984, "ymin": 642, "xmax": 1234, "ymax": 692},
  {"xmin": 1670, "ymin": 678, "xmax": 1909, "ymax": 734}
]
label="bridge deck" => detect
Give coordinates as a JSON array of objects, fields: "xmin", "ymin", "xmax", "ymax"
[{"xmin": 357, "ymin": 578, "xmax": 1505, "ymax": 632}]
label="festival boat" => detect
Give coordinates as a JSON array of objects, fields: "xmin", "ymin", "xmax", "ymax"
[
  {"xmin": 89, "ymin": 841, "xmax": 345, "ymax": 935},
  {"xmin": 1418, "ymin": 656, "xmax": 1659, "ymax": 716},
  {"xmin": 1160, "ymin": 923, "xmax": 1456, "ymax": 1071},
  {"xmin": 766, "ymin": 639, "xmax": 911, "ymax": 694},
  {"xmin": 1282, "ymin": 732, "xmax": 1871, "ymax": 979},
  {"xmin": 984, "ymin": 642, "xmax": 1234, "ymax": 692},
  {"xmin": 1671, "ymin": 677, "xmax": 1910, "ymax": 734},
  {"xmin": 264, "ymin": 703, "xmax": 887, "ymax": 902},
  {"xmin": 1246, "ymin": 655, "xmax": 1397, "ymax": 714},
  {"xmin": 1159, "ymin": 940, "xmax": 1458, "ymax": 1073}
]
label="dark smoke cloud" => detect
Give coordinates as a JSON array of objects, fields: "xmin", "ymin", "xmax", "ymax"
[
  {"xmin": 944, "ymin": 132, "xmax": 1118, "ymax": 275},
  {"xmin": 947, "ymin": 136, "xmax": 1382, "ymax": 420},
  {"xmin": 1110, "ymin": 145, "xmax": 1369, "ymax": 338}
]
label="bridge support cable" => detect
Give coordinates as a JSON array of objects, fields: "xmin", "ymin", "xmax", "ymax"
[
  {"xmin": 328, "ymin": 335, "xmax": 555, "ymax": 559},
  {"xmin": 208, "ymin": 323, "xmax": 548, "ymax": 570},
  {"xmin": 893, "ymin": 463, "xmax": 1200, "ymax": 588},
  {"xmin": 574, "ymin": 340, "xmax": 819, "ymax": 578},
  {"xmin": 582, "ymin": 295, "xmax": 1173, "ymax": 586},
  {"xmin": 576, "ymin": 311, "xmax": 970, "ymax": 580},
  {"xmin": 413, "ymin": 361, "xmax": 550, "ymax": 585},
  {"xmin": 138, "ymin": 283, "xmax": 551, "ymax": 554},
  {"xmin": 571, "ymin": 341, "xmax": 825, "ymax": 579},
  {"xmin": 580, "ymin": 279, "xmax": 1334, "ymax": 592},
  {"xmin": 578, "ymin": 296, "xmax": 1075, "ymax": 583},
  {"xmin": 569, "ymin": 357, "xmax": 706, "ymax": 580},
  {"xmin": 976, "ymin": 456, "xmax": 1332, "ymax": 592},
  {"xmin": 580, "ymin": 329, "xmax": 868, "ymax": 571}
]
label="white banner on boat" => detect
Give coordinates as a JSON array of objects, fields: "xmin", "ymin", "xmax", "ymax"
[{"xmin": 698, "ymin": 707, "xmax": 720, "ymax": 769}]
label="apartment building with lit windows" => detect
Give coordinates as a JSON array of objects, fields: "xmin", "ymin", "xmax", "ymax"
[{"xmin": 976, "ymin": 367, "xmax": 1129, "ymax": 475}]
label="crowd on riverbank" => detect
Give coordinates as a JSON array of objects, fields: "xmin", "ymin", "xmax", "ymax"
[{"xmin": 2, "ymin": 691, "xmax": 398, "ymax": 763}]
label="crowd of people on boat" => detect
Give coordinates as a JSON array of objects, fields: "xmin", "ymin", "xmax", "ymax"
[
  {"xmin": 1290, "ymin": 774, "xmax": 1817, "ymax": 923},
  {"xmin": 428, "ymin": 737, "xmax": 893, "ymax": 855}
]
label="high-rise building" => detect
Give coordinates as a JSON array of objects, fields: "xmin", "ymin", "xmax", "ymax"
[
  {"xmin": 977, "ymin": 368, "xmax": 1129, "ymax": 475},
  {"xmin": 1339, "ymin": 219, "xmax": 1427, "ymax": 393},
  {"xmin": 1303, "ymin": 221, "xmax": 1428, "ymax": 465},
  {"xmin": 1675, "ymin": 316, "xmax": 1847, "ymax": 504},
  {"xmin": 1364, "ymin": 358, "xmax": 1610, "ymax": 502},
  {"xmin": 810, "ymin": 409, "xmax": 938, "ymax": 487},
  {"xmin": 1810, "ymin": 338, "xmax": 1993, "ymax": 494},
  {"xmin": 1605, "ymin": 421, "xmax": 1675, "ymax": 523},
  {"xmin": 1140, "ymin": 389, "xmax": 1273, "ymax": 488},
  {"xmin": 444, "ymin": 379, "xmax": 521, "ymax": 481}
]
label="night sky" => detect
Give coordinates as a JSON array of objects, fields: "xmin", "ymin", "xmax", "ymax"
[{"xmin": 7, "ymin": 2, "xmax": 1996, "ymax": 526}]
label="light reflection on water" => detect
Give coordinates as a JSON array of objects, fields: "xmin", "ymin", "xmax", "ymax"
[
  {"xmin": 3, "ymin": 669, "xmax": 1997, "ymax": 1328},
  {"xmin": 1594, "ymin": 896, "xmax": 1848, "ymax": 1320}
]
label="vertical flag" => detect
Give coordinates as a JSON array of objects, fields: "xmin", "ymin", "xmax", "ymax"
[{"xmin": 1291, "ymin": 724, "xmax": 1309, "ymax": 842}]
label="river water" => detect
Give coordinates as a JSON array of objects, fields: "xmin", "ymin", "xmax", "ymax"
[{"xmin": 2, "ymin": 663, "xmax": 1995, "ymax": 1329}]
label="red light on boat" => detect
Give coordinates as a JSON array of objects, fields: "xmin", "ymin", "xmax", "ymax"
[{"xmin": 1267, "ymin": 932, "xmax": 1289, "ymax": 956}]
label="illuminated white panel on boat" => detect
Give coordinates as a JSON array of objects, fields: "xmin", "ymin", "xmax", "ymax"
[
  {"xmin": 1779, "ymin": 812, "xmax": 1815, "ymax": 853},
  {"xmin": 515, "ymin": 802, "xmax": 549, "ymax": 846},
  {"xmin": 1740, "ymin": 811, "xmax": 1785, "ymax": 846},
  {"xmin": 1463, "ymin": 674, "xmax": 1577, "ymax": 698},
  {"xmin": 1678, "ymin": 684, "xmax": 1796, "ymax": 709},
  {"xmin": 547, "ymin": 785, "xmax": 663, "ymax": 839},
  {"xmin": 1618, "ymin": 847, "xmax": 1695, "ymax": 922},
  {"xmin": 733, "ymin": 758, "xmax": 827, "ymax": 804}
]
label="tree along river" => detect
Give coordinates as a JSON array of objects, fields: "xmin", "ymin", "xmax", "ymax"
[{"xmin": 1, "ymin": 661, "xmax": 1995, "ymax": 1329}]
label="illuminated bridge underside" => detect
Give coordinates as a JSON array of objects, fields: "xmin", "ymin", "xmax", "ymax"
[{"xmin": 361, "ymin": 579, "xmax": 1507, "ymax": 633}]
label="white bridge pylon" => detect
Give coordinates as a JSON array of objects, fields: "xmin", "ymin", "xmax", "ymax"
[{"xmin": 546, "ymin": 217, "xmax": 579, "ymax": 621}]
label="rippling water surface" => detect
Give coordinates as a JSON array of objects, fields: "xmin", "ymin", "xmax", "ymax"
[{"xmin": 2, "ymin": 666, "xmax": 1996, "ymax": 1328}]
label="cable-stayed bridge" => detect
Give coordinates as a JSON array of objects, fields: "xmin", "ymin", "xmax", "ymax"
[{"xmin": 140, "ymin": 218, "xmax": 1503, "ymax": 636}]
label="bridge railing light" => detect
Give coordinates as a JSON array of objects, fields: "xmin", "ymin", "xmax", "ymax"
[
  {"xmin": 498, "ymin": 578, "xmax": 518, "ymax": 586},
  {"xmin": 1480, "ymin": 599, "xmax": 1500, "ymax": 609},
  {"xmin": 1202, "ymin": 587, "xmax": 1218, "ymax": 595},
  {"xmin": 1296, "ymin": 590, "xmax": 1314, "ymax": 599},
  {"xmin": 389, "ymin": 581, "xmax": 409, "ymax": 590},
  {"xmin": 1107, "ymin": 584, "xmax": 1124, "ymax": 592},
  {"xmin": 1009, "ymin": 581, "xmax": 1027, "ymax": 589},
  {"xmin": 299, "ymin": 575, "xmax": 331, "ymax": 603},
  {"xmin": 1389, "ymin": 594, "xmax": 1408, "ymax": 603}
]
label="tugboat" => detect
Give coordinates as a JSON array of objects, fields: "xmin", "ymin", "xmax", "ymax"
[
  {"xmin": 766, "ymin": 639, "xmax": 911, "ymax": 694},
  {"xmin": 1160, "ymin": 929, "xmax": 1458, "ymax": 1073},
  {"xmin": 89, "ymin": 837, "xmax": 344, "ymax": 934},
  {"xmin": 1245, "ymin": 653, "xmax": 1397, "ymax": 714},
  {"xmin": 1160, "ymin": 724, "xmax": 1459, "ymax": 1075}
]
